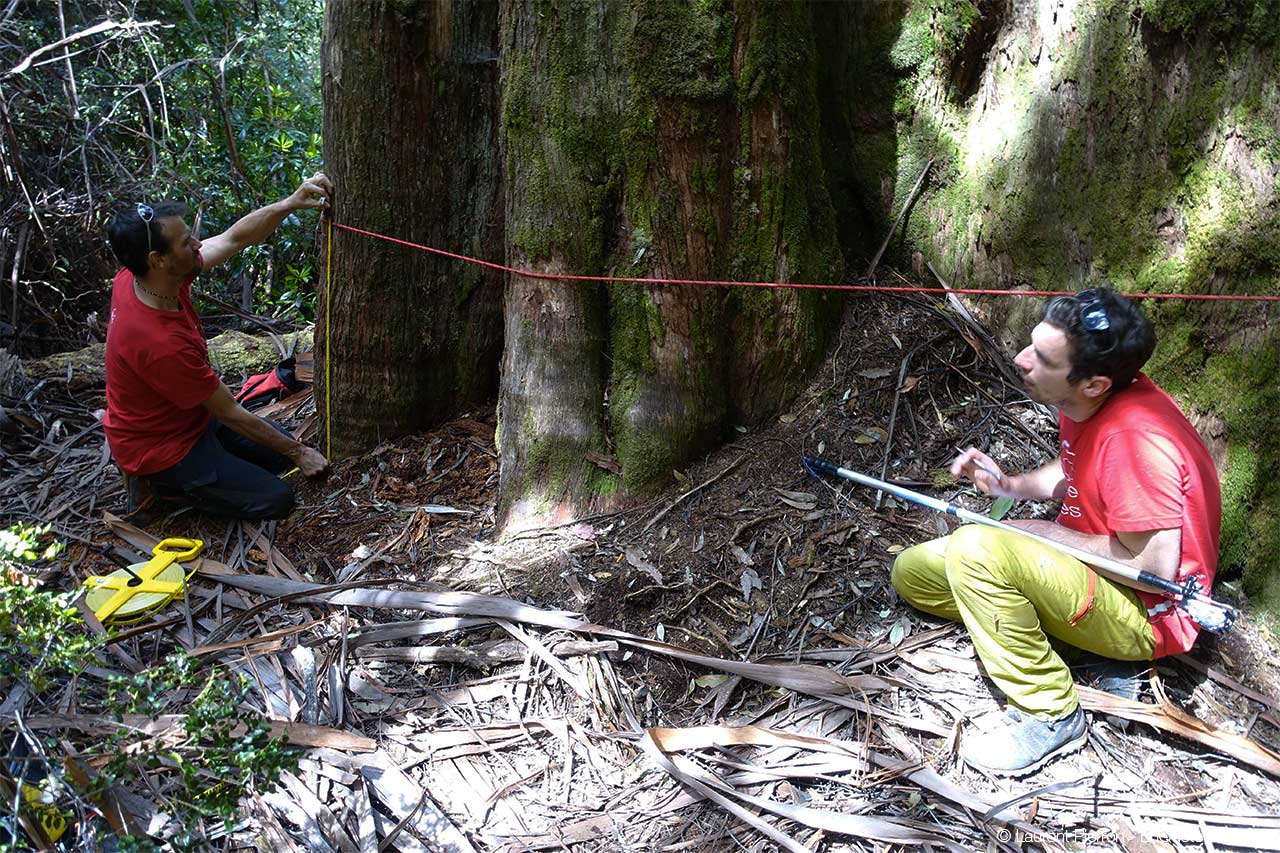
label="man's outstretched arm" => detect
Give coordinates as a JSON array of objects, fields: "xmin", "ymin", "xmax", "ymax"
[
  {"xmin": 200, "ymin": 172, "xmax": 333, "ymax": 269},
  {"xmin": 201, "ymin": 383, "xmax": 329, "ymax": 477}
]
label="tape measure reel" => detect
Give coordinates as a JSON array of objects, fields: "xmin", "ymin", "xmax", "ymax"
[
  {"xmin": 21, "ymin": 780, "xmax": 68, "ymax": 843},
  {"xmin": 82, "ymin": 538, "xmax": 204, "ymax": 624}
]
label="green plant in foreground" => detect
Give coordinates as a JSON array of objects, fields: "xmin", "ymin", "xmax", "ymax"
[
  {"xmin": 0, "ymin": 524, "xmax": 89, "ymax": 693},
  {"xmin": 100, "ymin": 654, "xmax": 297, "ymax": 850}
]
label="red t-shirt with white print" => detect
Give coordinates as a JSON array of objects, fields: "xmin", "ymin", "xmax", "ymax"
[
  {"xmin": 1056, "ymin": 374, "xmax": 1221, "ymax": 658},
  {"xmin": 103, "ymin": 267, "xmax": 219, "ymax": 475}
]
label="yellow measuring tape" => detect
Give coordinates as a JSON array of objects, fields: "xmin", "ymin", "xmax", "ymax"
[
  {"xmin": 325, "ymin": 216, "xmax": 333, "ymax": 458},
  {"xmin": 82, "ymin": 538, "xmax": 204, "ymax": 625}
]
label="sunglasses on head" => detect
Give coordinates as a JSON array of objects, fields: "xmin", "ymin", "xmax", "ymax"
[
  {"xmin": 1064, "ymin": 288, "xmax": 1119, "ymax": 357},
  {"xmin": 1075, "ymin": 289, "xmax": 1111, "ymax": 332},
  {"xmin": 136, "ymin": 202, "xmax": 154, "ymax": 255}
]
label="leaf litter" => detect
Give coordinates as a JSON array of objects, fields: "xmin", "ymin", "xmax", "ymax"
[{"xmin": 2, "ymin": 294, "xmax": 1280, "ymax": 850}]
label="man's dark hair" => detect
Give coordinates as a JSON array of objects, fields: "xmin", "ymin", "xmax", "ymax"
[
  {"xmin": 1042, "ymin": 285, "xmax": 1156, "ymax": 390},
  {"xmin": 107, "ymin": 201, "xmax": 190, "ymax": 277}
]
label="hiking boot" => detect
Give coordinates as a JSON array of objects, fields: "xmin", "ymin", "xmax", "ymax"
[
  {"xmin": 121, "ymin": 472, "xmax": 183, "ymax": 521},
  {"xmin": 1071, "ymin": 653, "xmax": 1147, "ymax": 702},
  {"xmin": 961, "ymin": 706, "xmax": 1087, "ymax": 777}
]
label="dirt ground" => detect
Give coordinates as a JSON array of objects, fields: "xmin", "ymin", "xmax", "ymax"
[{"xmin": 4, "ymin": 291, "xmax": 1280, "ymax": 851}]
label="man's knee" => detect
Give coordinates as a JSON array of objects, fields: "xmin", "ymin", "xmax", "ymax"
[
  {"xmin": 891, "ymin": 541, "xmax": 942, "ymax": 607},
  {"xmin": 258, "ymin": 480, "xmax": 295, "ymax": 519},
  {"xmin": 195, "ymin": 478, "xmax": 295, "ymax": 520},
  {"xmin": 942, "ymin": 524, "xmax": 1006, "ymax": 590}
]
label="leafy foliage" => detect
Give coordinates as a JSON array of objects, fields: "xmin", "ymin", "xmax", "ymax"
[
  {"xmin": 0, "ymin": 0, "xmax": 324, "ymax": 355},
  {"xmin": 0, "ymin": 534, "xmax": 294, "ymax": 846},
  {"xmin": 0, "ymin": 523, "xmax": 85, "ymax": 693},
  {"xmin": 100, "ymin": 653, "xmax": 297, "ymax": 849}
]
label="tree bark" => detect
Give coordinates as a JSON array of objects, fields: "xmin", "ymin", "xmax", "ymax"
[
  {"xmin": 496, "ymin": 0, "xmax": 843, "ymax": 529},
  {"xmin": 321, "ymin": 0, "xmax": 503, "ymax": 457},
  {"xmin": 496, "ymin": 0, "xmax": 623, "ymax": 528}
]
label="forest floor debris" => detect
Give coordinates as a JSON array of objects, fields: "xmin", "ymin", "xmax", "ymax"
[{"xmin": 3, "ymin": 291, "xmax": 1280, "ymax": 851}]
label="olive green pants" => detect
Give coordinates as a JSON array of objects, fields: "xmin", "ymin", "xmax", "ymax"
[{"xmin": 891, "ymin": 525, "xmax": 1156, "ymax": 719}]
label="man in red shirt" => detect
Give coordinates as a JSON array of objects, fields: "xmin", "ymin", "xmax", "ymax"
[
  {"xmin": 892, "ymin": 287, "xmax": 1221, "ymax": 775},
  {"xmin": 104, "ymin": 173, "xmax": 334, "ymax": 520}
]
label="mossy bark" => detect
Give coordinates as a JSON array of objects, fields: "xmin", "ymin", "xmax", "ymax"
[
  {"xmin": 496, "ymin": 0, "xmax": 843, "ymax": 529},
  {"xmin": 26, "ymin": 328, "xmax": 312, "ymax": 391},
  {"xmin": 321, "ymin": 0, "xmax": 503, "ymax": 457},
  {"xmin": 844, "ymin": 0, "xmax": 1280, "ymax": 609}
]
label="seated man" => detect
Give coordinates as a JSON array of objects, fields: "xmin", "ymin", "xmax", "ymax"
[
  {"xmin": 892, "ymin": 286, "xmax": 1221, "ymax": 776},
  {"xmin": 103, "ymin": 174, "xmax": 334, "ymax": 520}
]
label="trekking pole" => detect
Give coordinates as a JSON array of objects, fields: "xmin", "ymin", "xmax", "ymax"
[{"xmin": 801, "ymin": 455, "xmax": 1236, "ymax": 633}]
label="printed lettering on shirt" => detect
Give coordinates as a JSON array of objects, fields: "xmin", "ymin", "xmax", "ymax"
[{"xmin": 1058, "ymin": 438, "xmax": 1082, "ymax": 523}]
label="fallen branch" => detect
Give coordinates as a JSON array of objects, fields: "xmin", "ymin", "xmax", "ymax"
[
  {"xmin": 1077, "ymin": 683, "xmax": 1280, "ymax": 777},
  {"xmin": 17, "ymin": 713, "xmax": 376, "ymax": 752},
  {"xmin": 865, "ymin": 158, "xmax": 933, "ymax": 281},
  {"xmin": 6, "ymin": 19, "xmax": 163, "ymax": 77}
]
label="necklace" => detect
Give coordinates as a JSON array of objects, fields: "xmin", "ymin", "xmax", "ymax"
[{"xmin": 135, "ymin": 279, "xmax": 179, "ymax": 308}]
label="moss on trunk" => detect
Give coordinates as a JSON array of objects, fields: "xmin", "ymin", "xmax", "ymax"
[{"xmin": 496, "ymin": 0, "xmax": 845, "ymax": 527}]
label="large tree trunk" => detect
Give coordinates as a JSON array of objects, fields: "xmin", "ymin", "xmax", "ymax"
[
  {"xmin": 321, "ymin": 1, "xmax": 503, "ymax": 457},
  {"xmin": 496, "ymin": 0, "xmax": 843, "ymax": 529}
]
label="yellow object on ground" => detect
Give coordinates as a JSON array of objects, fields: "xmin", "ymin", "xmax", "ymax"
[
  {"xmin": 20, "ymin": 781, "xmax": 68, "ymax": 843},
  {"xmin": 83, "ymin": 537, "xmax": 204, "ymax": 624},
  {"xmin": 891, "ymin": 524, "xmax": 1155, "ymax": 719}
]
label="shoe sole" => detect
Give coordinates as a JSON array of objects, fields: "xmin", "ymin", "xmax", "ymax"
[{"xmin": 965, "ymin": 729, "xmax": 1089, "ymax": 778}]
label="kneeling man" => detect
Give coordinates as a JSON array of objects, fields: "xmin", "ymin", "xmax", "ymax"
[{"xmin": 104, "ymin": 174, "xmax": 333, "ymax": 520}]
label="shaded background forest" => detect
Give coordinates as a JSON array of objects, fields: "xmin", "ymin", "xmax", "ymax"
[{"xmin": 0, "ymin": 0, "xmax": 324, "ymax": 356}]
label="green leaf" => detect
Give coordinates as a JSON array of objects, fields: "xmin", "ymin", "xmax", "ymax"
[{"xmin": 990, "ymin": 495, "xmax": 1015, "ymax": 521}]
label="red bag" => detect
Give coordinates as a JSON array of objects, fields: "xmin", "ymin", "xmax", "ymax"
[{"xmin": 236, "ymin": 356, "xmax": 308, "ymax": 410}]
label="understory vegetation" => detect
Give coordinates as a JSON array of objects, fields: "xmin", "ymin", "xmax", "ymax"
[{"xmin": 0, "ymin": 0, "xmax": 323, "ymax": 358}]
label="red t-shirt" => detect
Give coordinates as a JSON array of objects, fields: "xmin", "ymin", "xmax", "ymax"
[
  {"xmin": 1056, "ymin": 374, "xmax": 1221, "ymax": 658},
  {"xmin": 103, "ymin": 267, "xmax": 220, "ymax": 475}
]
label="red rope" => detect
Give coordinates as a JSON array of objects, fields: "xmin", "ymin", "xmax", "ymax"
[{"xmin": 327, "ymin": 220, "xmax": 1280, "ymax": 302}]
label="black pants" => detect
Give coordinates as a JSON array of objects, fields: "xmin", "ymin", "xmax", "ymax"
[{"xmin": 143, "ymin": 418, "xmax": 296, "ymax": 520}]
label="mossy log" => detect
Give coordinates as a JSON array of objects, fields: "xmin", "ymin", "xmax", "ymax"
[{"xmin": 24, "ymin": 328, "xmax": 312, "ymax": 391}]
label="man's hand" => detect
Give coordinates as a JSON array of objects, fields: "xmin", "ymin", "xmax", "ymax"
[
  {"xmin": 203, "ymin": 383, "xmax": 327, "ymax": 478},
  {"xmin": 286, "ymin": 172, "xmax": 333, "ymax": 212},
  {"xmin": 289, "ymin": 445, "xmax": 331, "ymax": 479},
  {"xmin": 951, "ymin": 447, "xmax": 1016, "ymax": 498}
]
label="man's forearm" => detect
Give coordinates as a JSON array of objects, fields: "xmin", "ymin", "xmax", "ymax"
[
  {"xmin": 218, "ymin": 404, "xmax": 304, "ymax": 460},
  {"xmin": 1008, "ymin": 519, "xmax": 1173, "ymax": 594},
  {"xmin": 1007, "ymin": 459, "xmax": 1065, "ymax": 501},
  {"xmin": 221, "ymin": 200, "xmax": 294, "ymax": 253}
]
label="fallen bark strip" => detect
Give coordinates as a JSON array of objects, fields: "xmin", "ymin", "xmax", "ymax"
[
  {"xmin": 1077, "ymin": 683, "xmax": 1280, "ymax": 777},
  {"xmin": 206, "ymin": 572, "xmax": 894, "ymax": 700},
  {"xmin": 358, "ymin": 750, "xmax": 478, "ymax": 853},
  {"xmin": 355, "ymin": 639, "xmax": 617, "ymax": 668},
  {"xmin": 18, "ymin": 713, "xmax": 376, "ymax": 752}
]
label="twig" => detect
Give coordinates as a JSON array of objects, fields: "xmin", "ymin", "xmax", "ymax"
[
  {"xmin": 5, "ymin": 19, "xmax": 161, "ymax": 78},
  {"xmin": 55, "ymin": 0, "xmax": 80, "ymax": 119},
  {"xmin": 946, "ymin": 362, "xmax": 1056, "ymax": 456},
  {"xmin": 865, "ymin": 158, "xmax": 933, "ymax": 281},
  {"xmin": 641, "ymin": 452, "xmax": 749, "ymax": 534}
]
